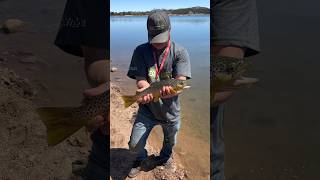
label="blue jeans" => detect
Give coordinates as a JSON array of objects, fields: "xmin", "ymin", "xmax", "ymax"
[
  {"xmin": 211, "ymin": 106, "xmax": 225, "ymax": 180},
  {"xmin": 128, "ymin": 113, "xmax": 180, "ymax": 161},
  {"xmin": 83, "ymin": 131, "xmax": 108, "ymax": 180}
]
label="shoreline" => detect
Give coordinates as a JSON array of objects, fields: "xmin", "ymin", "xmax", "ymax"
[{"xmin": 110, "ymin": 14, "xmax": 210, "ymax": 17}]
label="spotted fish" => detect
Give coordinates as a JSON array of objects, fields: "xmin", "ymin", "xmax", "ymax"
[
  {"xmin": 36, "ymin": 90, "xmax": 109, "ymax": 146},
  {"xmin": 121, "ymin": 79, "xmax": 190, "ymax": 108},
  {"xmin": 211, "ymin": 56, "xmax": 259, "ymax": 104}
]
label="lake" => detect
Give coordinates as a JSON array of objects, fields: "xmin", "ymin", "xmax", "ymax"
[{"xmin": 111, "ymin": 15, "xmax": 210, "ymax": 179}]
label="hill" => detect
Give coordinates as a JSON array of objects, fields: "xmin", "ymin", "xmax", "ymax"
[{"xmin": 111, "ymin": 6, "xmax": 210, "ymax": 16}]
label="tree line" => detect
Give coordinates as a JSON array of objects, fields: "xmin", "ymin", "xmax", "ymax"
[{"xmin": 111, "ymin": 7, "xmax": 210, "ymax": 16}]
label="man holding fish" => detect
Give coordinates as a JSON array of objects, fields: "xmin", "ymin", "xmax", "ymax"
[
  {"xmin": 50, "ymin": 0, "xmax": 109, "ymax": 179},
  {"xmin": 125, "ymin": 10, "xmax": 191, "ymax": 178},
  {"xmin": 211, "ymin": 0, "xmax": 260, "ymax": 180}
]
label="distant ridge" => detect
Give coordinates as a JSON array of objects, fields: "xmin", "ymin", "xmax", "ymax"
[{"xmin": 111, "ymin": 6, "xmax": 210, "ymax": 16}]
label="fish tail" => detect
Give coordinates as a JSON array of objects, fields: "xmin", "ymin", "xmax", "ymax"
[
  {"xmin": 121, "ymin": 95, "xmax": 136, "ymax": 108},
  {"xmin": 36, "ymin": 107, "xmax": 84, "ymax": 146}
]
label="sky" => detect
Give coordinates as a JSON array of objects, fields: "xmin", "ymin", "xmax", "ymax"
[{"xmin": 110, "ymin": 0, "xmax": 210, "ymax": 12}]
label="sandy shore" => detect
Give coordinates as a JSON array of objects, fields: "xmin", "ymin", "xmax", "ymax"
[
  {"xmin": 0, "ymin": 66, "xmax": 92, "ymax": 180},
  {"xmin": 0, "ymin": 3, "xmax": 93, "ymax": 177}
]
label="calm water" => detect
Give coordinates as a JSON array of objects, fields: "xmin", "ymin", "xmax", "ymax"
[{"xmin": 111, "ymin": 15, "xmax": 210, "ymax": 178}]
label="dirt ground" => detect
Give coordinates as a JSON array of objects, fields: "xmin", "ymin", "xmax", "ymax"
[{"xmin": 0, "ymin": 67, "xmax": 92, "ymax": 180}]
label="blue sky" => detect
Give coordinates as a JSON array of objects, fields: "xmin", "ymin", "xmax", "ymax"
[{"xmin": 110, "ymin": 0, "xmax": 210, "ymax": 12}]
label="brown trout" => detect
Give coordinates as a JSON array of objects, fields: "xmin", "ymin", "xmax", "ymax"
[
  {"xmin": 211, "ymin": 56, "xmax": 259, "ymax": 105},
  {"xmin": 121, "ymin": 79, "xmax": 190, "ymax": 108},
  {"xmin": 36, "ymin": 90, "xmax": 109, "ymax": 146}
]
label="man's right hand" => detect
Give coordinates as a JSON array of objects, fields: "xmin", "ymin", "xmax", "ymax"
[
  {"xmin": 136, "ymin": 89, "xmax": 154, "ymax": 104},
  {"xmin": 213, "ymin": 91, "xmax": 234, "ymax": 106},
  {"xmin": 136, "ymin": 78, "xmax": 153, "ymax": 104},
  {"xmin": 213, "ymin": 76, "xmax": 259, "ymax": 106}
]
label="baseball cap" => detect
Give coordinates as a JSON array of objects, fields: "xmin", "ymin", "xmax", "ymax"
[{"xmin": 147, "ymin": 10, "xmax": 171, "ymax": 43}]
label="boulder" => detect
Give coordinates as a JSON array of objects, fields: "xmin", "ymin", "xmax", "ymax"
[
  {"xmin": 111, "ymin": 67, "xmax": 118, "ymax": 72},
  {"xmin": 2, "ymin": 19, "xmax": 26, "ymax": 33}
]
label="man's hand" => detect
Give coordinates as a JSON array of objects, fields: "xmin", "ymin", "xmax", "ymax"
[
  {"xmin": 212, "ymin": 76, "xmax": 258, "ymax": 106},
  {"xmin": 136, "ymin": 84, "xmax": 154, "ymax": 104},
  {"xmin": 161, "ymin": 76, "xmax": 187, "ymax": 99},
  {"xmin": 212, "ymin": 46, "xmax": 245, "ymax": 106},
  {"xmin": 160, "ymin": 86, "xmax": 177, "ymax": 99},
  {"xmin": 135, "ymin": 78, "xmax": 154, "ymax": 104},
  {"xmin": 213, "ymin": 91, "xmax": 234, "ymax": 106},
  {"xmin": 84, "ymin": 83, "xmax": 109, "ymax": 133}
]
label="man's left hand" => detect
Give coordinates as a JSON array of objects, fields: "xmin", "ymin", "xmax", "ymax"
[{"xmin": 160, "ymin": 85, "xmax": 177, "ymax": 99}]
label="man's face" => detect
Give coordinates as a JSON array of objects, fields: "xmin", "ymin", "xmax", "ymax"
[{"xmin": 151, "ymin": 42, "xmax": 168, "ymax": 50}]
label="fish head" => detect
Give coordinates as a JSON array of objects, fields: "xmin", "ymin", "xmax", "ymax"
[{"xmin": 171, "ymin": 79, "xmax": 189, "ymax": 91}]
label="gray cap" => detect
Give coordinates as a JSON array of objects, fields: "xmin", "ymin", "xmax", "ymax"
[{"xmin": 147, "ymin": 10, "xmax": 171, "ymax": 43}]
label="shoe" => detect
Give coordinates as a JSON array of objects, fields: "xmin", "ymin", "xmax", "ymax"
[
  {"xmin": 155, "ymin": 156, "xmax": 176, "ymax": 172},
  {"xmin": 128, "ymin": 160, "xmax": 142, "ymax": 178},
  {"xmin": 163, "ymin": 158, "xmax": 176, "ymax": 172}
]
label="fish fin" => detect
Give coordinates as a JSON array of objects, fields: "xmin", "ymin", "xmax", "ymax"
[
  {"xmin": 153, "ymin": 96, "xmax": 160, "ymax": 102},
  {"xmin": 234, "ymin": 59, "xmax": 252, "ymax": 77},
  {"xmin": 36, "ymin": 107, "xmax": 84, "ymax": 146},
  {"xmin": 121, "ymin": 95, "xmax": 136, "ymax": 108},
  {"xmin": 170, "ymin": 89, "xmax": 177, "ymax": 94}
]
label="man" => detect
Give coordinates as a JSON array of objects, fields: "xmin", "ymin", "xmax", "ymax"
[
  {"xmin": 211, "ymin": 0, "xmax": 260, "ymax": 179},
  {"xmin": 126, "ymin": 10, "xmax": 191, "ymax": 178},
  {"xmin": 54, "ymin": 0, "xmax": 109, "ymax": 179}
]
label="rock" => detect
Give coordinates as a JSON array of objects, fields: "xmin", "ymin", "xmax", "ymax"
[
  {"xmin": 2, "ymin": 19, "xmax": 26, "ymax": 33},
  {"xmin": 0, "ymin": 56, "xmax": 6, "ymax": 62},
  {"xmin": 111, "ymin": 67, "xmax": 118, "ymax": 72},
  {"xmin": 114, "ymin": 77, "xmax": 122, "ymax": 82},
  {"xmin": 189, "ymin": 98, "xmax": 196, "ymax": 102},
  {"xmin": 0, "ymin": 69, "xmax": 35, "ymax": 98},
  {"xmin": 1, "ymin": 51, "xmax": 10, "ymax": 56},
  {"xmin": 26, "ymin": 67, "xmax": 38, "ymax": 72},
  {"xmin": 66, "ymin": 137, "xmax": 85, "ymax": 147},
  {"xmin": 177, "ymin": 151, "xmax": 186, "ymax": 156},
  {"xmin": 19, "ymin": 56, "xmax": 37, "ymax": 64},
  {"xmin": 23, "ymin": 86, "xmax": 35, "ymax": 97},
  {"xmin": 15, "ymin": 51, "xmax": 34, "ymax": 57},
  {"xmin": 72, "ymin": 160, "xmax": 87, "ymax": 176},
  {"xmin": 1, "ymin": 76, "xmax": 11, "ymax": 85}
]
